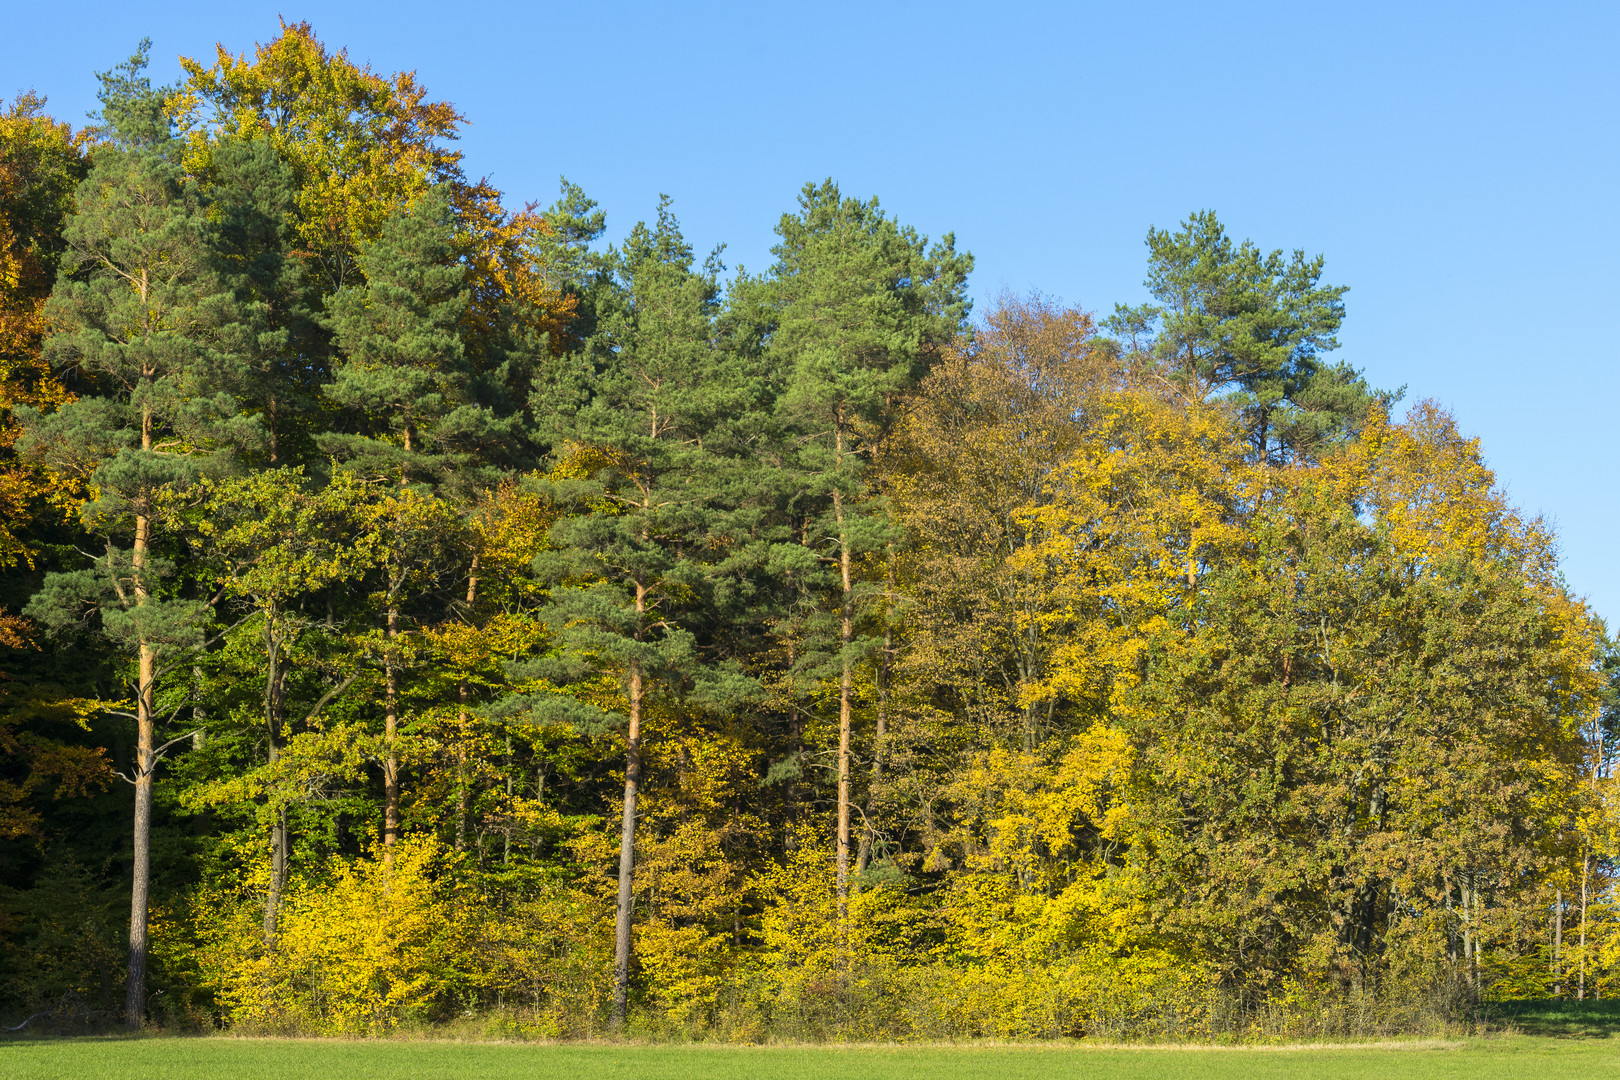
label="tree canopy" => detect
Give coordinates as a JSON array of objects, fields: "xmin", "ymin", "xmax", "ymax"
[{"xmin": 0, "ymin": 23, "xmax": 1613, "ymax": 1041}]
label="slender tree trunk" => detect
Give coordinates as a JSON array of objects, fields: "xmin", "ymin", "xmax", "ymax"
[
  {"xmin": 503, "ymin": 735, "xmax": 513, "ymax": 866},
  {"xmin": 455, "ymin": 694, "xmax": 469, "ymax": 854},
  {"xmin": 123, "ymin": 390, "xmax": 158, "ymax": 1031},
  {"xmin": 533, "ymin": 766, "xmax": 545, "ymax": 861},
  {"xmin": 1589, "ymin": 740, "xmax": 1605, "ymax": 1001},
  {"xmin": 1471, "ymin": 879, "xmax": 1480, "ymax": 986},
  {"xmin": 383, "ymin": 599, "xmax": 400, "ymax": 871},
  {"xmin": 857, "ymin": 619, "xmax": 890, "ymax": 878},
  {"xmin": 1554, "ymin": 888, "xmax": 1563, "ymax": 997},
  {"xmin": 611, "ymin": 583, "xmax": 647, "ymax": 1029},
  {"xmin": 264, "ymin": 805, "xmax": 288, "ymax": 947},
  {"xmin": 785, "ymin": 637, "xmax": 802, "ymax": 854},
  {"xmin": 1444, "ymin": 878, "xmax": 1458, "ymax": 964},
  {"xmin": 260, "ymin": 767, "xmax": 286, "ymax": 945},
  {"xmin": 610, "ymin": 662, "xmax": 644, "ymax": 1026},
  {"xmin": 267, "ymin": 395, "xmax": 279, "ymax": 464},
  {"xmin": 192, "ymin": 666, "xmax": 207, "ymax": 752},
  {"xmin": 262, "ymin": 619, "xmax": 289, "ymax": 948},
  {"xmin": 833, "ymin": 424, "xmax": 853, "ymax": 923},
  {"xmin": 1580, "ymin": 853, "xmax": 1590, "ymax": 1000},
  {"xmin": 456, "ymin": 558, "xmax": 479, "ymax": 854},
  {"xmin": 263, "ymin": 801, "xmax": 287, "ymax": 943},
  {"xmin": 124, "ymin": 467, "xmax": 158, "ymax": 1030},
  {"xmin": 382, "ymin": 471, "xmax": 412, "ymax": 871},
  {"xmin": 126, "ymin": 640, "xmax": 155, "ymax": 1030},
  {"xmin": 1461, "ymin": 877, "xmax": 1475, "ymax": 989}
]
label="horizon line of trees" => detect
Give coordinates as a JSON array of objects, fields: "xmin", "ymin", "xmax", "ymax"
[{"xmin": 2, "ymin": 22, "xmax": 1616, "ymax": 1039}]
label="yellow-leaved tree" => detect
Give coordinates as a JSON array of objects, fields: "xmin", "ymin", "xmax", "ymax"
[
  {"xmin": 1126, "ymin": 401, "xmax": 1602, "ymax": 1002},
  {"xmin": 0, "ymin": 92, "xmax": 86, "ymax": 569},
  {"xmin": 202, "ymin": 836, "xmax": 467, "ymax": 1033},
  {"xmin": 873, "ymin": 295, "xmax": 1249, "ymax": 1034},
  {"xmin": 174, "ymin": 20, "xmax": 463, "ymax": 291}
]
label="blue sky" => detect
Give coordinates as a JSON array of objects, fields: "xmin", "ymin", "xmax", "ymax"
[{"xmin": 7, "ymin": 1, "xmax": 1618, "ymax": 622}]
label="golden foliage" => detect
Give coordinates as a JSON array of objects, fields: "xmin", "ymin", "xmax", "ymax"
[
  {"xmin": 204, "ymin": 837, "xmax": 466, "ymax": 1032},
  {"xmin": 175, "ymin": 20, "xmax": 465, "ymax": 287},
  {"xmin": 888, "ymin": 294, "xmax": 1250, "ymax": 742},
  {"xmin": 0, "ymin": 93, "xmax": 86, "ymax": 568},
  {"xmin": 456, "ymin": 184, "xmax": 580, "ymax": 360},
  {"xmin": 0, "ymin": 679, "xmax": 112, "ymax": 842}
]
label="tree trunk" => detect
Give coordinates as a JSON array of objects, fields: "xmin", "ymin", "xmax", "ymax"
[
  {"xmin": 833, "ymin": 424, "xmax": 853, "ymax": 923},
  {"xmin": 125, "ymin": 641, "xmax": 155, "ymax": 1030},
  {"xmin": 264, "ymin": 805, "xmax": 288, "ymax": 948},
  {"xmin": 383, "ymin": 601, "xmax": 400, "ymax": 870},
  {"xmin": 1554, "ymin": 888, "xmax": 1563, "ymax": 997},
  {"xmin": 267, "ymin": 394, "xmax": 279, "ymax": 464},
  {"xmin": 1461, "ymin": 877, "xmax": 1474, "ymax": 989},
  {"xmin": 856, "ymin": 620, "xmax": 890, "ymax": 878},
  {"xmin": 1444, "ymin": 877, "xmax": 1458, "ymax": 964},
  {"xmin": 1472, "ymin": 880, "xmax": 1480, "ymax": 987},
  {"xmin": 192, "ymin": 666, "xmax": 207, "ymax": 751},
  {"xmin": 503, "ymin": 735, "xmax": 513, "ymax": 866},
  {"xmin": 263, "ymin": 617, "xmax": 288, "ymax": 947},
  {"xmin": 610, "ymin": 582, "xmax": 647, "ymax": 1029},
  {"xmin": 124, "ymin": 394, "xmax": 158, "ymax": 1031},
  {"xmin": 610, "ymin": 662, "xmax": 644, "ymax": 1028},
  {"xmin": 124, "ymin": 479, "xmax": 156, "ymax": 1030},
  {"xmin": 456, "ymin": 558, "xmax": 478, "ymax": 853},
  {"xmin": 786, "ymin": 637, "xmax": 802, "ymax": 853},
  {"xmin": 455, "ymin": 698, "xmax": 469, "ymax": 854},
  {"xmin": 1580, "ymin": 853, "xmax": 1590, "ymax": 1000}
]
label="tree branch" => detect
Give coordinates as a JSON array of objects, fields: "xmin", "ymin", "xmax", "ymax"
[
  {"xmin": 300, "ymin": 673, "xmax": 358, "ymax": 725},
  {"xmin": 153, "ymin": 728, "xmax": 202, "ymax": 761}
]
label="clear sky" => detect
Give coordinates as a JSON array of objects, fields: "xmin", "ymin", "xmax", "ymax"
[{"xmin": 6, "ymin": 2, "xmax": 1617, "ymax": 622}]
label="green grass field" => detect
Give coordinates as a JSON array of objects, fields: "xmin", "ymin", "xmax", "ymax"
[
  {"xmin": 1489, "ymin": 998, "xmax": 1620, "ymax": 1038},
  {"xmin": 3, "ymin": 1037, "xmax": 1619, "ymax": 1080}
]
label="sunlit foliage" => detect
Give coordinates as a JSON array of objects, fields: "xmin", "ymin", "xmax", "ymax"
[{"xmin": 1, "ymin": 22, "xmax": 1614, "ymax": 1041}]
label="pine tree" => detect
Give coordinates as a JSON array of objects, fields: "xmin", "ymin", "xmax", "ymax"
[
  {"xmin": 322, "ymin": 185, "xmax": 471, "ymax": 480},
  {"xmin": 15, "ymin": 45, "xmax": 260, "ymax": 1029},
  {"xmin": 765, "ymin": 179, "xmax": 971, "ymax": 919},
  {"xmin": 507, "ymin": 197, "xmax": 755, "ymax": 1026},
  {"xmin": 320, "ymin": 186, "xmax": 507, "ymax": 867},
  {"xmin": 1106, "ymin": 210, "xmax": 1395, "ymax": 463},
  {"xmin": 203, "ymin": 135, "xmax": 325, "ymax": 465}
]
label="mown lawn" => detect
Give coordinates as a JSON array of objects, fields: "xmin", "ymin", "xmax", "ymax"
[{"xmin": 2, "ymin": 1037, "xmax": 1618, "ymax": 1080}]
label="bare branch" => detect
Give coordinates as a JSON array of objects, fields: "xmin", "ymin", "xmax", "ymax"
[
  {"xmin": 151, "ymin": 611, "xmax": 260, "ymax": 680},
  {"xmin": 153, "ymin": 728, "xmax": 202, "ymax": 760},
  {"xmin": 300, "ymin": 673, "xmax": 358, "ymax": 726}
]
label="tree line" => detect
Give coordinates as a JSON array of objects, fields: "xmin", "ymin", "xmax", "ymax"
[{"xmin": 2, "ymin": 22, "xmax": 1615, "ymax": 1038}]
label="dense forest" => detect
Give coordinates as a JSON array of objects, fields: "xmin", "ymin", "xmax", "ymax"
[{"xmin": 2, "ymin": 22, "xmax": 1616, "ymax": 1039}]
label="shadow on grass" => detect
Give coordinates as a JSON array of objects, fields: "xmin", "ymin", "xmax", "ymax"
[{"xmin": 1488, "ymin": 998, "xmax": 1620, "ymax": 1038}]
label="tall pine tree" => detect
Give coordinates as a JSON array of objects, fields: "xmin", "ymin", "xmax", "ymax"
[
  {"xmin": 509, "ymin": 197, "xmax": 755, "ymax": 1026},
  {"xmin": 203, "ymin": 134, "xmax": 324, "ymax": 465},
  {"xmin": 1106, "ymin": 210, "xmax": 1393, "ymax": 463},
  {"xmin": 766, "ymin": 180, "xmax": 970, "ymax": 918},
  {"xmin": 17, "ymin": 44, "xmax": 260, "ymax": 1028}
]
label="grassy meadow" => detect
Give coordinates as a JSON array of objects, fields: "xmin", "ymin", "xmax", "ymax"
[{"xmin": 3, "ymin": 1035, "xmax": 1620, "ymax": 1080}]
